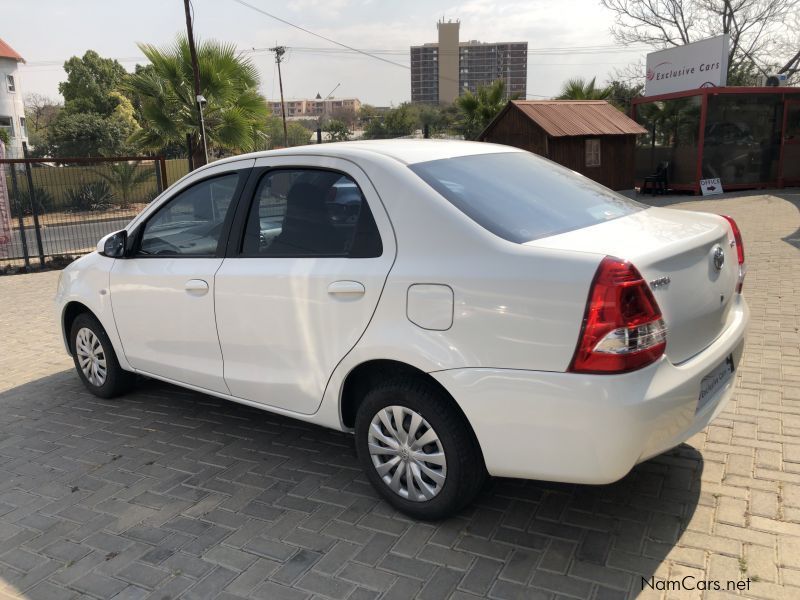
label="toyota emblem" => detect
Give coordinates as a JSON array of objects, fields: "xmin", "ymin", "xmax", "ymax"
[{"xmin": 712, "ymin": 245, "xmax": 725, "ymax": 270}]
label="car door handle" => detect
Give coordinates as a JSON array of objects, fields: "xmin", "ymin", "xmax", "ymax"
[
  {"xmin": 327, "ymin": 280, "xmax": 365, "ymax": 298},
  {"xmin": 185, "ymin": 279, "xmax": 209, "ymax": 295}
]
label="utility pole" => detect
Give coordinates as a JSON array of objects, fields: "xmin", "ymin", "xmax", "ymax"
[
  {"xmin": 183, "ymin": 0, "xmax": 207, "ymax": 167},
  {"xmin": 270, "ymin": 45, "xmax": 288, "ymax": 147}
]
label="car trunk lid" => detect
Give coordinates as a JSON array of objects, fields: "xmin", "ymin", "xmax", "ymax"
[{"xmin": 526, "ymin": 207, "xmax": 738, "ymax": 364}]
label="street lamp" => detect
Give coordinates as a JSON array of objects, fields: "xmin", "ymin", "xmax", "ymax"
[{"xmin": 196, "ymin": 94, "xmax": 209, "ymax": 164}]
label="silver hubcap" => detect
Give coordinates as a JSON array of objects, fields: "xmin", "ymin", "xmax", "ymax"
[
  {"xmin": 75, "ymin": 327, "xmax": 107, "ymax": 386},
  {"xmin": 368, "ymin": 406, "xmax": 447, "ymax": 502}
]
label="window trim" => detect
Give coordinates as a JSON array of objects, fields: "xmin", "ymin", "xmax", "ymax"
[
  {"xmin": 6, "ymin": 74, "xmax": 15, "ymax": 93},
  {"xmin": 227, "ymin": 165, "xmax": 383, "ymax": 259},
  {"xmin": 128, "ymin": 170, "xmax": 248, "ymax": 259},
  {"xmin": 585, "ymin": 138, "xmax": 601, "ymax": 168}
]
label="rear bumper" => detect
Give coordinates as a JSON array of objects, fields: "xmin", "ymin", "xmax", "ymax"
[{"xmin": 431, "ymin": 296, "xmax": 749, "ymax": 484}]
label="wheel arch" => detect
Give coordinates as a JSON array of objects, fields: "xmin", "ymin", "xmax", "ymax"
[
  {"xmin": 339, "ymin": 359, "xmax": 483, "ymax": 458},
  {"xmin": 62, "ymin": 301, "xmax": 93, "ymax": 355}
]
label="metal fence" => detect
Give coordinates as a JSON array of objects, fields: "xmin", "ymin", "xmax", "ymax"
[{"xmin": 0, "ymin": 153, "xmax": 167, "ymax": 270}]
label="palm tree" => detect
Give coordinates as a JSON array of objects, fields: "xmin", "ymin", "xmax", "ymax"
[
  {"xmin": 456, "ymin": 79, "xmax": 519, "ymax": 140},
  {"xmin": 93, "ymin": 162, "xmax": 153, "ymax": 208},
  {"xmin": 556, "ymin": 77, "xmax": 611, "ymax": 100},
  {"xmin": 125, "ymin": 36, "xmax": 270, "ymax": 167},
  {"xmin": 456, "ymin": 79, "xmax": 512, "ymax": 140}
]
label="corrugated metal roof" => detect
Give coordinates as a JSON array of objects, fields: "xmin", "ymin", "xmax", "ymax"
[
  {"xmin": 0, "ymin": 39, "xmax": 24, "ymax": 63},
  {"xmin": 510, "ymin": 100, "xmax": 646, "ymax": 137}
]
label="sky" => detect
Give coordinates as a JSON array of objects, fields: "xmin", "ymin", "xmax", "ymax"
[{"xmin": 5, "ymin": 0, "xmax": 649, "ymax": 106}]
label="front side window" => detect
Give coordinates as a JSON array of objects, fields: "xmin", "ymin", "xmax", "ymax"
[
  {"xmin": 410, "ymin": 151, "xmax": 642, "ymax": 243},
  {"xmin": 6, "ymin": 75, "xmax": 15, "ymax": 93},
  {"xmin": 585, "ymin": 139, "xmax": 601, "ymax": 167},
  {"xmin": 138, "ymin": 173, "xmax": 240, "ymax": 256},
  {"xmin": 241, "ymin": 168, "xmax": 381, "ymax": 257}
]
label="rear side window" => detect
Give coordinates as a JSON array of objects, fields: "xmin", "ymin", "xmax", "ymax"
[
  {"xmin": 409, "ymin": 152, "xmax": 643, "ymax": 243},
  {"xmin": 241, "ymin": 168, "xmax": 382, "ymax": 257}
]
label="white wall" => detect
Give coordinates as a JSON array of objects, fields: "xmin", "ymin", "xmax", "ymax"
[{"xmin": 0, "ymin": 57, "xmax": 27, "ymax": 158}]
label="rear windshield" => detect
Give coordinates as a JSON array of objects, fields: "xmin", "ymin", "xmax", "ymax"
[{"xmin": 409, "ymin": 151, "xmax": 644, "ymax": 243}]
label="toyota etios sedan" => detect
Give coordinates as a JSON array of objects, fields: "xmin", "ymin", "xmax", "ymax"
[{"xmin": 56, "ymin": 141, "xmax": 748, "ymax": 519}]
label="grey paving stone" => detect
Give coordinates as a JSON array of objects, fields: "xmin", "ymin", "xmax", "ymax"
[{"xmin": 70, "ymin": 572, "xmax": 128, "ymax": 598}]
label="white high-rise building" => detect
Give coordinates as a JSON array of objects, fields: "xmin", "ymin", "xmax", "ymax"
[{"xmin": 0, "ymin": 38, "xmax": 27, "ymax": 158}]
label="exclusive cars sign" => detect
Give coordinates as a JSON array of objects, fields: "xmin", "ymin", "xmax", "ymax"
[{"xmin": 645, "ymin": 35, "xmax": 729, "ymax": 96}]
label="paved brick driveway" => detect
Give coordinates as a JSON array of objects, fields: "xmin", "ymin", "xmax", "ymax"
[{"xmin": 0, "ymin": 190, "xmax": 798, "ymax": 600}]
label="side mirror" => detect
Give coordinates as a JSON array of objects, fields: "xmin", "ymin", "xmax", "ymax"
[{"xmin": 98, "ymin": 230, "xmax": 128, "ymax": 258}]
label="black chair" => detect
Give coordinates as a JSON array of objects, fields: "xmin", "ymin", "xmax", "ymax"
[{"xmin": 641, "ymin": 161, "xmax": 670, "ymax": 196}]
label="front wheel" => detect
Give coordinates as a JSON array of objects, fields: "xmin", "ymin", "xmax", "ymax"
[
  {"xmin": 355, "ymin": 378, "xmax": 486, "ymax": 520},
  {"xmin": 70, "ymin": 313, "xmax": 134, "ymax": 399}
]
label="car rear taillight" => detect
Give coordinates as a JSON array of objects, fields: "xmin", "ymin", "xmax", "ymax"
[
  {"xmin": 569, "ymin": 256, "xmax": 667, "ymax": 374},
  {"xmin": 720, "ymin": 215, "xmax": 745, "ymax": 293}
]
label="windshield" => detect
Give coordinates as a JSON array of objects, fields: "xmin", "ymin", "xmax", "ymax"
[{"xmin": 409, "ymin": 151, "xmax": 644, "ymax": 243}]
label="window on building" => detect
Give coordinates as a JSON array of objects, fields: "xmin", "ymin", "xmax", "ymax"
[
  {"xmin": 6, "ymin": 75, "xmax": 15, "ymax": 93},
  {"xmin": 585, "ymin": 139, "xmax": 601, "ymax": 167},
  {"xmin": 19, "ymin": 117, "xmax": 26, "ymax": 137},
  {"xmin": 0, "ymin": 116, "xmax": 13, "ymax": 139}
]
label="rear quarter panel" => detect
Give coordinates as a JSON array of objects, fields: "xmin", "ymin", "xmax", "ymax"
[{"xmin": 319, "ymin": 156, "xmax": 602, "ymax": 426}]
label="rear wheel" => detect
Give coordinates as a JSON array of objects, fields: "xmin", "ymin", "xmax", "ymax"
[
  {"xmin": 70, "ymin": 313, "xmax": 134, "ymax": 399},
  {"xmin": 355, "ymin": 378, "xmax": 485, "ymax": 520}
]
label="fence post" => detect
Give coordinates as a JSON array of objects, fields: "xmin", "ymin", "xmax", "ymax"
[
  {"xmin": 159, "ymin": 157, "xmax": 168, "ymax": 191},
  {"xmin": 154, "ymin": 157, "xmax": 167, "ymax": 195},
  {"xmin": 186, "ymin": 133, "xmax": 195, "ymax": 172},
  {"xmin": 21, "ymin": 142, "xmax": 45, "ymax": 266},
  {"xmin": 316, "ymin": 128, "xmax": 322, "ymax": 144},
  {"xmin": 8, "ymin": 166, "xmax": 31, "ymax": 271},
  {"xmin": 423, "ymin": 124, "xmax": 430, "ymax": 139}
]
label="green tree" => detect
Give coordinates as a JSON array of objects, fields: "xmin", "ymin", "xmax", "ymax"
[
  {"xmin": 363, "ymin": 104, "xmax": 417, "ymax": 139},
  {"xmin": 125, "ymin": 36, "xmax": 270, "ymax": 167},
  {"xmin": 605, "ymin": 80, "xmax": 644, "ymax": 113},
  {"xmin": 455, "ymin": 80, "xmax": 511, "ymax": 140},
  {"xmin": 324, "ymin": 119, "xmax": 350, "ymax": 142},
  {"xmin": 259, "ymin": 117, "xmax": 312, "ymax": 148},
  {"xmin": 556, "ymin": 77, "xmax": 611, "ymax": 100},
  {"xmin": 30, "ymin": 51, "xmax": 133, "ymax": 157},
  {"xmin": 0, "ymin": 128, "xmax": 8, "ymax": 146},
  {"xmin": 23, "ymin": 93, "xmax": 62, "ymax": 152},
  {"xmin": 46, "ymin": 112, "xmax": 134, "ymax": 157},
  {"xmin": 93, "ymin": 162, "xmax": 153, "ymax": 208},
  {"xmin": 416, "ymin": 104, "xmax": 458, "ymax": 137},
  {"xmin": 59, "ymin": 50, "xmax": 128, "ymax": 115}
]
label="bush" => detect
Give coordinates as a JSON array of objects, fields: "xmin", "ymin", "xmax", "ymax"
[
  {"xmin": 65, "ymin": 180, "xmax": 116, "ymax": 212},
  {"xmin": 10, "ymin": 186, "xmax": 56, "ymax": 217}
]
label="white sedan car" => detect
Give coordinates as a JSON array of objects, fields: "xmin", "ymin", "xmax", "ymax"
[{"xmin": 56, "ymin": 141, "xmax": 748, "ymax": 519}]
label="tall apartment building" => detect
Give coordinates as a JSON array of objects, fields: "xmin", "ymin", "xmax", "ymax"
[
  {"xmin": 410, "ymin": 20, "xmax": 527, "ymax": 104},
  {"xmin": 268, "ymin": 96, "xmax": 361, "ymax": 120}
]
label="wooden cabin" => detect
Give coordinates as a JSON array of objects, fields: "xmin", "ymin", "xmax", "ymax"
[{"xmin": 479, "ymin": 100, "xmax": 647, "ymax": 190}]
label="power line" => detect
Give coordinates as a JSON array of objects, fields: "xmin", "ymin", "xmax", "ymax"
[{"xmin": 229, "ymin": 0, "xmax": 412, "ymax": 70}]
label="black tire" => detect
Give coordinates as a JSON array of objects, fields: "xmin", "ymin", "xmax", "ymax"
[
  {"xmin": 355, "ymin": 377, "xmax": 486, "ymax": 520},
  {"xmin": 70, "ymin": 312, "xmax": 135, "ymax": 399}
]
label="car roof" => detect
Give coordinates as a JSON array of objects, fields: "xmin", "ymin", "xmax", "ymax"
[{"xmin": 208, "ymin": 139, "xmax": 523, "ymax": 169}]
